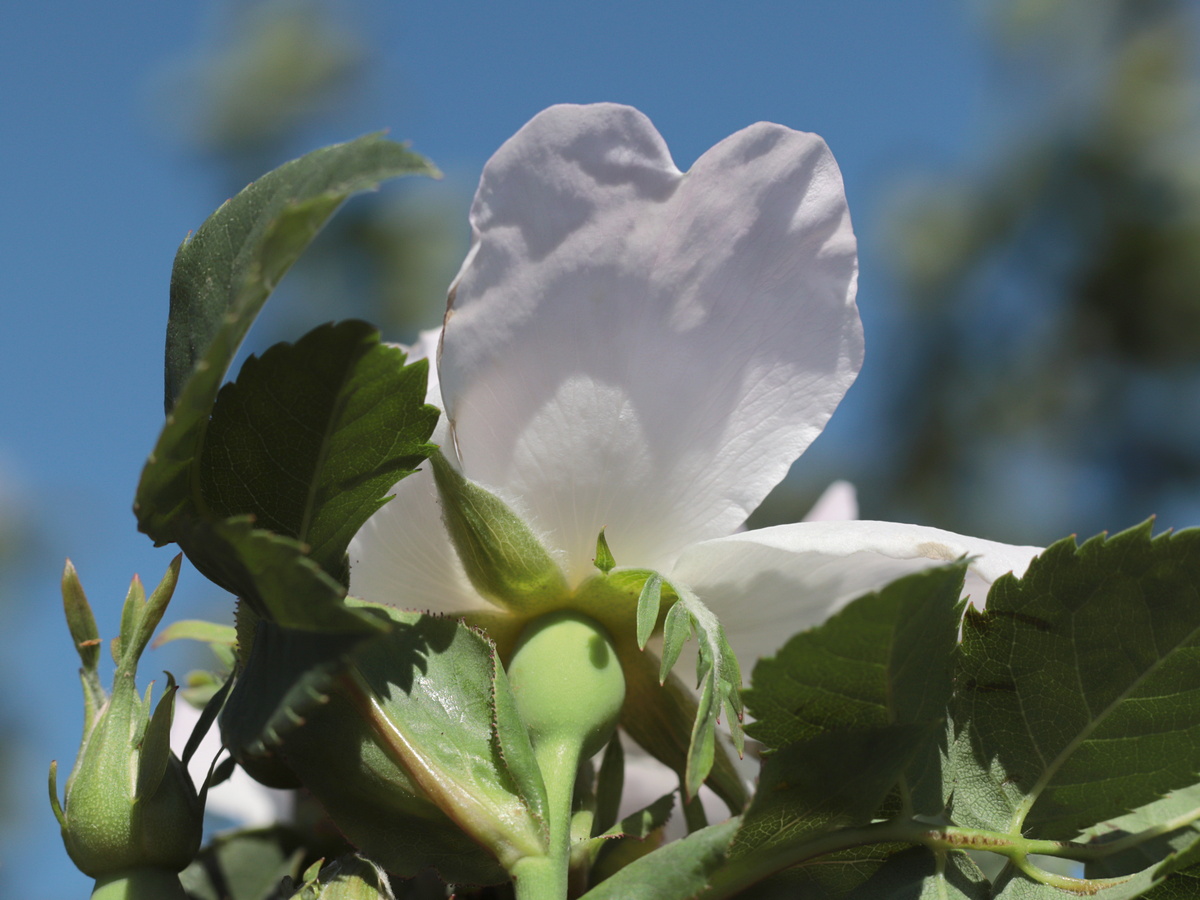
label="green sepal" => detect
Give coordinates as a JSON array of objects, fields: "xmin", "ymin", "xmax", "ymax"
[
  {"xmin": 659, "ymin": 601, "xmax": 691, "ymax": 680},
  {"xmin": 61, "ymin": 561, "xmax": 105, "ymax": 736},
  {"xmin": 594, "ymin": 528, "xmax": 616, "ymax": 575},
  {"xmin": 593, "ymin": 731, "xmax": 625, "ymax": 837},
  {"xmin": 636, "ymin": 572, "xmax": 662, "ymax": 650},
  {"xmin": 430, "ymin": 450, "xmax": 568, "ymax": 611},
  {"xmin": 154, "ymin": 619, "xmax": 237, "ymax": 650},
  {"xmin": 137, "ymin": 674, "xmax": 179, "ymax": 801}
]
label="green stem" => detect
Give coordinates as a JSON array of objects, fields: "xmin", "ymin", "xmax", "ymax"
[
  {"xmin": 701, "ymin": 820, "xmax": 1141, "ymax": 899},
  {"xmin": 512, "ymin": 737, "xmax": 581, "ymax": 900},
  {"xmin": 91, "ymin": 868, "xmax": 189, "ymax": 900}
]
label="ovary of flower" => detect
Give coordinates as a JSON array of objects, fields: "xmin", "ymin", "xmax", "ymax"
[{"xmin": 348, "ymin": 103, "xmax": 1041, "ymax": 797}]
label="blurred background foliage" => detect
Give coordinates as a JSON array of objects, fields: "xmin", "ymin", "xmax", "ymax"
[{"xmin": 870, "ymin": 0, "xmax": 1200, "ymax": 543}]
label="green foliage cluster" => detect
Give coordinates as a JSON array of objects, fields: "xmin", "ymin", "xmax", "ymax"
[{"xmin": 59, "ymin": 127, "xmax": 1200, "ymax": 900}]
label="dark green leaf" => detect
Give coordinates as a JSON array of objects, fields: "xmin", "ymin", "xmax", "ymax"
[
  {"xmin": 757, "ymin": 847, "xmax": 988, "ymax": 900},
  {"xmin": 180, "ymin": 517, "xmax": 382, "ymax": 633},
  {"xmin": 241, "ymin": 610, "xmax": 546, "ymax": 883},
  {"xmin": 745, "ymin": 563, "xmax": 966, "ymax": 816},
  {"xmin": 730, "ymin": 725, "xmax": 932, "ymax": 863},
  {"xmin": 139, "ymin": 135, "xmax": 436, "ymax": 549},
  {"xmin": 1083, "ymin": 782, "xmax": 1200, "ymax": 879},
  {"xmin": 953, "ymin": 523, "xmax": 1200, "ymax": 838},
  {"xmin": 578, "ymin": 819, "xmax": 739, "ymax": 900},
  {"xmin": 198, "ymin": 320, "xmax": 437, "ymax": 583},
  {"xmin": 165, "ymin": 134, "xmax": 437, "ymax": 410},
  {"xmin": 179, "ymin": 826, "xmax": 308, "ymax": 900}
]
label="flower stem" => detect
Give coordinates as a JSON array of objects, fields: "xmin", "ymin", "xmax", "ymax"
[
  {"xmin": 512, "ymin": 737, "xmax": 581, "ymax": 900},
  {"xmin": 90, "ymin": 868, "xmax": 189, "ymax": 900}
]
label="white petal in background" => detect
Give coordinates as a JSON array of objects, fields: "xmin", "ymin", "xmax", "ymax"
[
  {"xmin": 172, "ymin": 699, "xmax": 293, "ymax": 830},
  {"xmin": 672, "ymin": 520, "xmax": 1043, "ymax": 669},
  {"xmin": 347, "ymin": 330, "xmax": 482, "ymax": 614},
  {"xmin": 439, "ymin": 103, "xmax": 862, "ymax": 582}
]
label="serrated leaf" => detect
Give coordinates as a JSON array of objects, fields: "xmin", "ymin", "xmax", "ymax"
[
  {"xmin": 179, "ymin": 517, "xmax": 382, "ymax": 633},
  {"xmin": 952, "ymin": 523, "xmax": 1200, "ymax": 839},
  {"xmin": 245, "ymin": 610, "xmax": 547, "ymax": 883},
  {"xmin": 138, "ymin": 135, "xmax": 436, "ymax": 553},
  {"xmin": 578, "ymin": 819, "xmax": 739, "ymax": 900},
  {"xmin": 745, "ymin": 564, "xmax": 966, "ymax": 816},
  {"xmin": 199, "ymin": 321, "xmax": 437, "ymax": 584},
  {"xmin": 731, "ymin": 725, "xmax": 932, "ymax": 863},
  {"xmin": 1083, "ymin": 782, "xmax": 1200, "ymax": 879},
  {"xmin": 491, "ymin": 648, "xmax": 550, "ymax": 834},
  {"xmin": 164, "ymin": 134, "xmax": 437, "ymax": 411}
]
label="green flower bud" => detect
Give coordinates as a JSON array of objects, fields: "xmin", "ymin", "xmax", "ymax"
[
  {"xmin": 50, "ymin": 558, "xmax": 201, "ymax": 890},
  {"xmin": 508, "ymin": 611, "xmax": 626, "ymax": 761}
]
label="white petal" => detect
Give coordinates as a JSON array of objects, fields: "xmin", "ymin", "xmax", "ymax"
[
  {"xmin": 672, "ymin": 520, "xmax": 1043, "ymax": 668},
  {"xmin": 348, "ymin": 332, "xmax": 483, "ymax": 614},
  {"xmin": 801, "ymin": 480, "xmax": 858, "ymax": 522},
  {"xmin": 172, "ymin": 698, "xmax": 293, "ymax": 828},
  {"xmin": 439, "ymin": 103, "xmax": 862, "ymax": 583}
]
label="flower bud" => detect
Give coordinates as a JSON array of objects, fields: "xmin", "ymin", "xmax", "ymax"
[
  {"xmin": 50, "ymin": 558, "xmax": 202, "ymax": 887},
  {"xmin": 508, "ymin": 611, "xmax": 626, "ymax": 760}
]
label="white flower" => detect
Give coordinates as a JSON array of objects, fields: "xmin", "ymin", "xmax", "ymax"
[{"xmin": 348, "ymin": 103, "xmax": 1040, "ymax": 799}]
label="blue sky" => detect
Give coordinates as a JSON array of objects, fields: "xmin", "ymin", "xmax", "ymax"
[{"xmin": 1, "ymin": 2, "xmax": 996, "ymax": 895}]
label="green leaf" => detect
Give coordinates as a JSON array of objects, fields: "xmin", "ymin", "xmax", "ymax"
[
  {"xmin": 745, "ymin": 564, "xmax": 967, "ymax": 816},
  {"xmin": 730, "ymin": 725, "xmax": 932, "ymax": 863},
  {"xmin": 756, "ymin": 847, "xmax": 989, "ymax": 900},
  {"xmin": 164, "ymin": 134, "xmax": 437, "ymax": 411},
  {"xmin": 199, "ymin": 320, "xmax": 437, "ymax": 584},
  {"xmin": 952, "ymin": 523, "xmax": 1200, "ymax": 838},
  {"xmin": 154, "ymin": 618, "xmax": 237, "ymax": 648},
  {"xmin": 578, "ymin": 819, "xmax": 739, "ymax": 900},
  {"xmin": 179, "ymin": 826, "xmax": 307, "ymax": 900},
  {"xmin": 253, "ymin": 610, "xmax": 548, "ymax": 883},
  {"xmin": 180, "ymin": 517, "xmax": 382, "ymax": 633},
  {"xmin": 138, "ymin": 135, "xmax": 436, "ymax": 547},
  {"xmin": 1083, "ymin": 782, "xmax": 1200, "ymax": 879}
]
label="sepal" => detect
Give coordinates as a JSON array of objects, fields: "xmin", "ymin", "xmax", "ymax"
[{"xmin": 430, "ymin": 450, "xmax": 568, "ymax": 611}]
